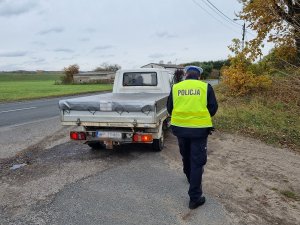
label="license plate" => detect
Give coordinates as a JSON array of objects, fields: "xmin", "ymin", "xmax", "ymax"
[{"xmin": 96, "ymin": 131, "xmax": 122, "ymax": 139}]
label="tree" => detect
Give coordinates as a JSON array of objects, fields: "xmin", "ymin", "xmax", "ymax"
[
  {"xmin": 62, "ymin": 64, "xmax": 79, "ymax": 84},
  {"xmin": 94, "ymin": 63, "xmax": 121, "ymax": 72},
  {"xmin": 239, "ymin": 0, "xmax": 300, "ymax": 63},
  {"xmin": 222, "ymin": 38, "xmax": 272, "ymax": 95}
]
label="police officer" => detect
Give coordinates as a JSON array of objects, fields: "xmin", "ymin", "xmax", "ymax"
[{"xmin": 167, "ymin": 66, "xmax": 218, "ymax": 209}]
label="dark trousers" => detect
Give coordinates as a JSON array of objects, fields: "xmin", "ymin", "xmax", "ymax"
[{"xmin": 177, "ymin": 137, "xmax": 208, "ymax": 202}]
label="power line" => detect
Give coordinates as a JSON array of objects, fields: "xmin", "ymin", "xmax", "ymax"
[
  {"xmin": 191, "ymin": 0, "xmax": 241, "ymax": 35},
  {"xmin": 199, "ymin": 0, "xmax": 256, "ymax": 37},
  {"xmin": 205, "ymin": 0, "xmax": 242, "ymax": 27},
  {"xmin": 191, "ymin": 0, "xmax": 229, "ymax": 26}
]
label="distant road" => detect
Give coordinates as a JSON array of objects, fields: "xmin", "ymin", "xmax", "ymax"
[
  {"xmin": 206, "ymin": 79, "xmax": 220, "ymax": 86},
  {"xmin": 0, "ymin": 93, "xmax": 106, "ymax": 128},
  {"xmin": 0, "ymin": 97, "xmax": 63, "ymax": 128}
]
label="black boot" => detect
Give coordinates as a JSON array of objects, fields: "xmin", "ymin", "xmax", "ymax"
[{"xmin": 189, "ymin": 196, "xmax": 206, "ymax": 209}]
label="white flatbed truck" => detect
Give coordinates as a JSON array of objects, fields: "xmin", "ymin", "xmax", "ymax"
[{"xmin": 59, "ymin": 68, "xmax": 173, "ymax": 151}]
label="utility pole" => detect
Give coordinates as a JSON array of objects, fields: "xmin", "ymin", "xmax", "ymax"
[
  {"xmin": 242, "ymin": 22, "xmax": 246, "ymax": 49},
  {"xmin": 234, "ymin": 19, "xmax": 246, "ymax": 50}
]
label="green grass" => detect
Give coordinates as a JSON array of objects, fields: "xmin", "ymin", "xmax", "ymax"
[
  {"xmin": 213, "ymin": 83, "xmax": 300, "ymax": 151},
  {"xmin": 0, "ymin": 72, "xmax": 113, "ymax": 102},
  {"xmin": 280, "ymin": 190, "xmax": 299, "ymax": 200}
]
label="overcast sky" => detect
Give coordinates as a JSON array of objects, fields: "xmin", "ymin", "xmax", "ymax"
[{"xmin": 0, "ymin": 0, "xmax": 263, "ymax": 71}]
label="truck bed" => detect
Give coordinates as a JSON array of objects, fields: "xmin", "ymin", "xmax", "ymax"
[{"xmin": 59, "ymin": 93, "xmax": 169, "ymax": 128}]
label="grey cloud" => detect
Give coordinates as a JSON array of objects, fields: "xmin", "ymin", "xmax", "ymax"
[
  {"xmin": 25, "ymin": 58, "xmax": 45, "ymax": 64},
  {"xmin": 32, "ymin": 41, "xmax": 46, "ymax": 46},
  {"xmin": 36, "ymin": 9, "xmax": 47, "ymax": 16},
  {"xmin": 56, "ymin": 55, "xmax": 77, "ymax": 60},
  {"xmin": 149, "ymin": 52, "xmax": 176, "ymax": 59},
  {"xmin": 54, "ymin": 48, "xmax": 74, "ymax": 53},
  {"xmin": 84, "ymin": 28, "xmax": 96, "ymax": 33},
  {"xmin": 93, "ymin": 45, "xmax": 114, "ymax": 51},
  {"xmin": 79, "ymin": 38, "xmax": 90, "ymax": 42},
  {"xmin": 32, "ymin": 58, "xmax": 45, "ymax": 63},
  {"xmin": 148, "ymin": 53, "xmax": 166, "ymax": 59},
  {"xmin": 0, "ymin": 0, "xmax": 38, "ymax": 17},
  {"xmin": 99, "ymin": 54, "xmax": 114, "ymax": 58},
  {"xmin": 155, "ymin": 31, "xmax": 178, "ymax": 39},
  {"xmin": 38, "ymin": 27, "xmax": 64, "ymax": 35},
  {"xmin": 0, "ymin": 51, "xmax": 28, "ymax": 57}
]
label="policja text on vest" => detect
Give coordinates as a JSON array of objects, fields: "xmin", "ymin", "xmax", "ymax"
[{"xmin": 178, "ymin": 89, "xmax": 201, "ymax": 96}]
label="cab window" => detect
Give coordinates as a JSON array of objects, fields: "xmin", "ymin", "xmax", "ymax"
[{"xmin": 123, "ymin": 72, "xmax": 157, "ymax": 86}]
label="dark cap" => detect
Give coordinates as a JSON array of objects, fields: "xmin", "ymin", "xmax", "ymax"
[{"xmin": 184, "ymin": 66, "xmax": 203, "ymax": 75}]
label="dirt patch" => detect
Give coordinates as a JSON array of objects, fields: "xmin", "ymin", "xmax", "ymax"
[{"xmin": 163, "ymin": 131, "xmax": 300, "ymax": 225}]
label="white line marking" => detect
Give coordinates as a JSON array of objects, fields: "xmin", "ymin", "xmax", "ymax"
[
  {"xmin": 0, "ymin": 116, "xmax": 60, "ymax": 130},
  {"xmin": 0, "ymin": 106, "xmax": 37, "ymax": 114}
]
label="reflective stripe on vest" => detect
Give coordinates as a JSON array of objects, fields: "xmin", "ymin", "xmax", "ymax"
[{"xmin": 171, "ymin": 80, "xmax": 213, "ymax": 128}]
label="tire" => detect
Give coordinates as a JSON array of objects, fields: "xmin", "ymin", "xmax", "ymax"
[
  {"xmin": 163, "ymin": 118, "xmax": 171, "ymax": 131},
  {"xmin": 152, "ymin": 131, "xmax": 164, "ymax": 152},
  {"xmin": 87, "ymin": 142, "xmax": 105, "ymax": 150}
]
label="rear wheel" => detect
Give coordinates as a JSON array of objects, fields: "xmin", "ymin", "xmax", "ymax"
[
  {"xmin": 152, "ymin": 131, "xmax": 164, "ymax": 152},
  {"xmin": 87, "ymin": 142, "xmax": 105, "ymax": 150}
]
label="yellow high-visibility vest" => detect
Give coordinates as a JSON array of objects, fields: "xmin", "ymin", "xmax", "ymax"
[{"xmin": 171, "ymin": 79, "xmax": 213, "ymax": 128}]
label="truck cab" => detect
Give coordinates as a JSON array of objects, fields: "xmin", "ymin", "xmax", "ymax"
[{"xmin": 113, "ymin": 68, "xmax": 173, "ymax": 94}]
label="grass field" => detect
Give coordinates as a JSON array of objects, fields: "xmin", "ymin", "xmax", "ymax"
[
  {"xmin": 0, "ymin": 72, "xmax": 113, "ymax": 102},
  {"xmin": 213, "ymin": 75, "xmax": 300, "ymax": 150}
]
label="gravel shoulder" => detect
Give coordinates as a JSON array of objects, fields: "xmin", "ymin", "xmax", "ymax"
[{"xmin": 163, "ymin": 132, "xmax": 300, "ymax": 225}]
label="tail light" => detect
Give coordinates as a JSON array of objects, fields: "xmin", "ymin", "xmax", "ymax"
[
  {"xmin": 70, "ymin": 131, "xmax": 86, "ymax": 140},
  {"xmin": 133, "ymin": 134, "xmax": 153, "ymax": 143}
]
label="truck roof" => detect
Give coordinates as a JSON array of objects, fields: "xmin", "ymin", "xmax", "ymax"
[{"xmin": 118, "ymin": 68, "xmax": 172, "ymax": 73}]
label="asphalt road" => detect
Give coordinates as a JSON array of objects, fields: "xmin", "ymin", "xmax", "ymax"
[
  {"xmin": 0, "ymin": 93, "xmax": 107, "ymax": 128},
  {"xmin": 0, "ymin": 97, "xmax": 62, "ymax": 128}
]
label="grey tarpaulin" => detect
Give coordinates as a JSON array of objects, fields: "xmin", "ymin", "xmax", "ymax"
[{"xmin": 58, "ymin": 93, "xmax": 168, "ymax": 113}]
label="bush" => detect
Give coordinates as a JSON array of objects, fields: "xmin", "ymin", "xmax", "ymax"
[
  {"xmin": 62, "ymin": 64, "xmax": 79, "ymax": 84},
  {"xmin": 221, "ymin": 46, "xmax": 272, "ymax": 96},
  {"xmin": 214, "ymin": 74, "xmax": 300, "ymax": 150},
  {"xmin": 266, "ymin": 74, "xmax": 300, "ymax": 105},
  {"xmin": 222, "ymin": 65, "xmax": 272, "ymax": 96}
]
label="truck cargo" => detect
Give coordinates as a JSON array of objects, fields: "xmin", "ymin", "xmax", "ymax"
[{"xmin": 59, "ymin": 68, "xmax": 173, "ymax": 151}]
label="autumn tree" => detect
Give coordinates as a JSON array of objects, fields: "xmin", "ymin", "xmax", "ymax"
[
  {"xmin": 239, "ymin": 0, "xmax": 300, "ymax": 63},
  {"xmin": 62, "ymin": 64, "xmax": 79, "ymax": 84},
  {"xmin": 222, "ymin": 39, "xmax": 272, "ymax": 95}
]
